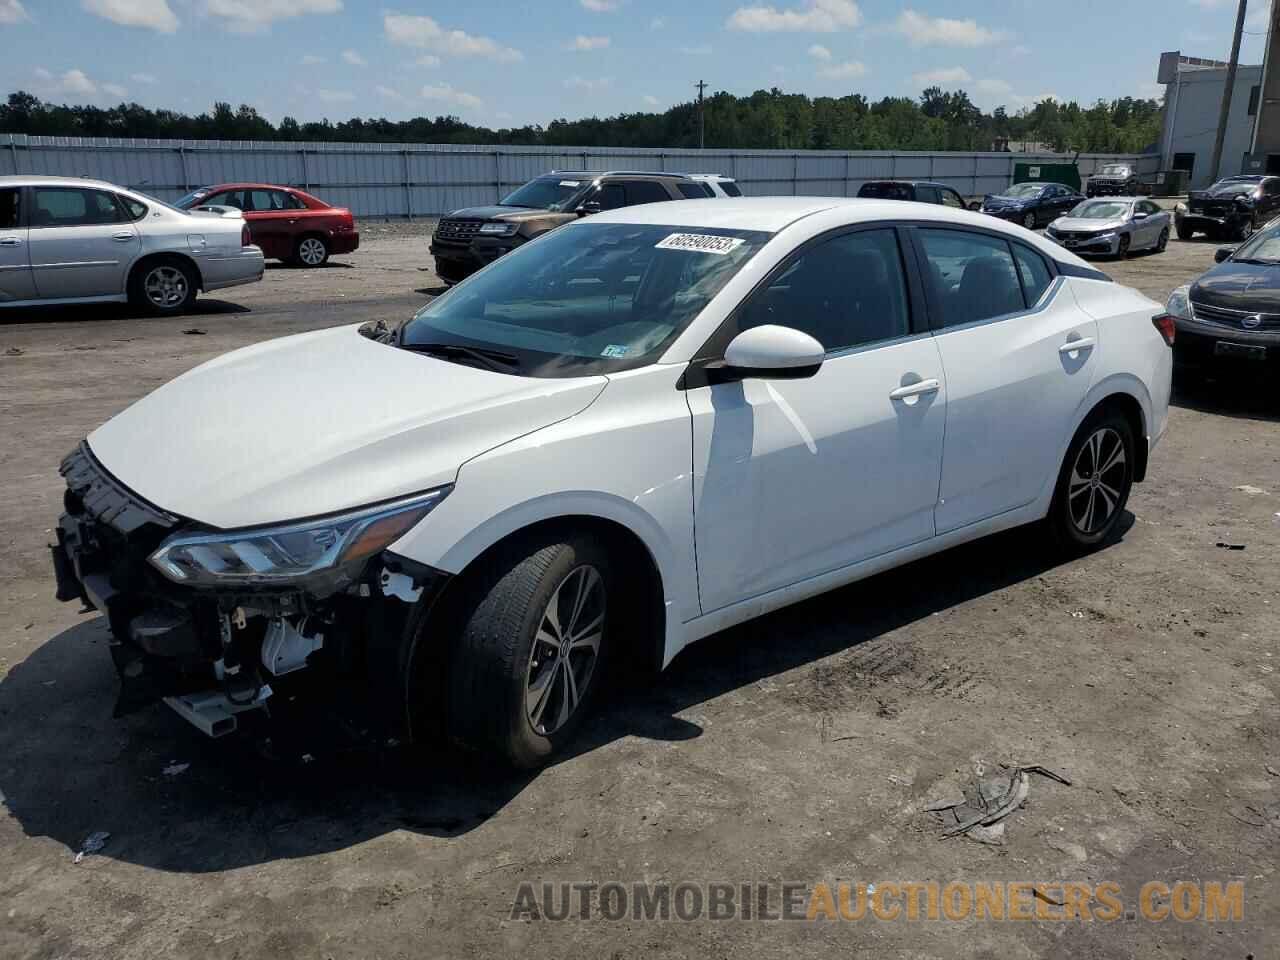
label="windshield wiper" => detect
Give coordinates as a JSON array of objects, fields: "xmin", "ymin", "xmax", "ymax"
[
  {"xmin": 1229, "ymin": 257, "xmax": 1280, "ymax": 265},
  {"xmin": 400, "ymin": 341, "xmax": 521, "ymax": 372}
]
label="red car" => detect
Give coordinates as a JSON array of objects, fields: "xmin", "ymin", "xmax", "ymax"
[{"xmin": 175, "ymin": 183, "xmax": 359, "ymax": 267}]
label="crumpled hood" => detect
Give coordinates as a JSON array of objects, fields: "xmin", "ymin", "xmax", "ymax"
[
  {"xmin": 1191, "ymin": 261, "xmax": 1280, "ymax": 312},
  {"xmin": 87, "ymin": 324, "xmax": 607, "ymax": 529},
  {"xmin": 1052, "ymin": 216, "xmax": 1126, "ymax": 232}
]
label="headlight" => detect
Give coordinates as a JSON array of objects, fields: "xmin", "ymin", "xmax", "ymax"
[
  {"xmin": 1165, "ymin": 284, "xmax": 1193, "ymax": 322},
  {"xmin": 1175, "ymin": 202, "xmax": 1188, "ymax": 215},
  {"xmin": 478, "ymin": 222, "xmax": 518, "ymax": 236},
  {"xmin": 148, "ymin": 487, "xmax": 451, "ymax": 588}
]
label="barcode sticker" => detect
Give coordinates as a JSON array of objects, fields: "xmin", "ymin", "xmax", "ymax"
[
  {"xmin": 559, "ymin": 180, "xmax": 581, "ymax": 187},
  {"xmin": 655, "ymin": 233, "xmax": 744, "ymax": 255}
]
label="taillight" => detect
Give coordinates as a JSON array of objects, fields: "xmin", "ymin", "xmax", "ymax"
[
  {"xmin": 241, "ymin": 224, "xmax": 251, "ymax": 246},
  {"xmin": 1152, "ymin": 314, "xmax": 1176, "ymax": 347}
]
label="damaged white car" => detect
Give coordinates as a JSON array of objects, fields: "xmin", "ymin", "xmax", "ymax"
[{"xmin": 52, "ymin": 198, "xmax": 1172, "ymax": 768}]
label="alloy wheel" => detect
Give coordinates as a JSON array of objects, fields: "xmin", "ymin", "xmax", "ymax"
[
  {"xmin": 143, "ymin": 265, "xmax": 188, "ymax": 308},
  {"xmin": 1022, "ymin": 212, "xmax": 1037, "ymax": 230},
  {"xmin": 525, "ymin": 565, "xmax": 605, "ymax": 736},
  {"xmin": 1068, "ymin": 427, "xmax": 1128, "ymax": 536},
  {"xmin": 298, "ymin": 238, "xmax": 327, "ymax": 266}
]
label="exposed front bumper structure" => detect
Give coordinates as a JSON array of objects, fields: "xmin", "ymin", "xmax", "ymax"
[
  {"xmin": 52, "ymin": 443, "xmax": 449, "ymax": 741},
  {"xmin": 1046, "ymin": 230, "xmax": 1121, "ymax": 256},
  {"xmin": 429, "ymin": 235, "xmax": 524, "ymax": 283}
]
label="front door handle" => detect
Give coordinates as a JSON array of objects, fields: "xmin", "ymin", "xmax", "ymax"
[
  {"xmin": 111, "ymin": 232, "xmax": 135, "ymax": 242},
  {"xmin": 0, "ymin": 236, "xmax": 21, "ymax": 246},
  {"xmin": 889, "ymin": 378, "xmax": 941, "ymax": 401},
  {"xmin": 1059, "ymin": 337, "xmax": 1096, "ymax": 355}
]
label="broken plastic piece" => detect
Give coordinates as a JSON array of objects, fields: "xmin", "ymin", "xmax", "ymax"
[{"xmin": 73, "ymin": 831, "xmax": 110, "ymax": 864}]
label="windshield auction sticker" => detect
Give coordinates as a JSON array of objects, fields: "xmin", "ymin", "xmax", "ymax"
[{"xmin": 655, "ymin": 233, "xmax": 745, "ymax": 255}]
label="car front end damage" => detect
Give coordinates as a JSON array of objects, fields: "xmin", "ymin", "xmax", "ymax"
[
  {"xmin": 1045, "ymin": 222, "xmax": 1125, "ymax": 256},
  {"xmin": 51, "ymin": 443, "xmax": 450, "ymax": 741},
  {"xmin": 1176, "ymin": 194, "xmax": 1254, "ymax": 239}
]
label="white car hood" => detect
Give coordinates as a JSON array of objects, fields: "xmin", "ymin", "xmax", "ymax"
[
  {"xmin": 1053, "ymin": 217, "xmax": 1127, "ymax": 232},
  {"xmin": 87, "ymin": 324, "xmax": 607, "ymax": 529}
]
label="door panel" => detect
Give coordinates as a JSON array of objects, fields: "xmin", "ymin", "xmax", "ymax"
[
  {"xmin": 27, "ymin": 187, "xmax": 138, "ymax": 299},
  {"xmin": 0, "ymin": 187, "xmax": 35, "ymax": 302}
]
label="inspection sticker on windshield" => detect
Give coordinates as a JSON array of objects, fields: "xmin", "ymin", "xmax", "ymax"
[
  {"xmin": 558, "ymin": 180, "xmax": 581, "ymax": 187},
  {"xmin": 655, "ymin": 233, "xmax": 744, "ymax": 256},
  {"xmin": 600, "ymin": 344, "xmax": 629, "ymax": 358}
]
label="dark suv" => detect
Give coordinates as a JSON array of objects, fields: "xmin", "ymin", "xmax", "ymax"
[
  {"xmin": 856, "ymin": 180, "xmax": 971, "ymax": 209},
  {"xmin": 1087, "ymin": 164, "xmax": 1141, "ymax": 197},
  {"xmin": 1175, "ymin": 175, "xmax": 1280, "ymax": 242},
  {"xmin": 430, "ymin": 171, "xmax": 714, "ymax": 283}
]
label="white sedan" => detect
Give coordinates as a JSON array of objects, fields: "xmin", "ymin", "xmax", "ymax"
[{"xmin": 52, "ymin": 198, "xmax": 1172, "ymax": 767}]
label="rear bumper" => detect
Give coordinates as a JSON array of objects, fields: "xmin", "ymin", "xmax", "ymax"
[
  {"xmin": 429, "ymin": 235, "xmax": 525, "ymax": 282},
  {"xmin": 200, "ymin": 247, "xmax": 266, "ymax": 292},
  {"xmin": 330, "ymin": 231, "xmax": 360, "ymax": 255}
]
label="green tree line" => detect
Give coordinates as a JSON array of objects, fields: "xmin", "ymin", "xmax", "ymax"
[{"xmin": 1, "ymin": 87, "xmax": 1162, "ymax": 154}]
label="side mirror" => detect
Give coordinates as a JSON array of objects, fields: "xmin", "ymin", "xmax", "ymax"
[
  {"xmin": 1133, "ymin": 211, "xmax": 1148, "ymax": 220},
  {"xmin": 577, "ymin": 200, "xmax": 601, "ymax": 217},
  {"xmin": 713, "ymin": 325, "xmax": 824, "ymax": 382},
  {"xmin": 1215, "ymin": 246, "xmax": 1235, "ymax": 263}
]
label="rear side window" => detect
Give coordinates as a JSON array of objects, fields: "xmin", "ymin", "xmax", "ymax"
[
  {"xmin": 920, "ymin": 229, "xmax": 1026, "ymax": 328},
  {"xmin": 739, "ymin": 228, "xmax": 910, "ymax": 352},
  {"xmin": 31, "ymin": 188, "xmax": 124, "ymax": 227},
  {"xmin": 678, "ymin": 182, "xmax": 712, "ymax": 199},
  {"xmin": 720, "ymin": 181, "xmax": 742, "ymax": 197},
  {"xmin": 858, "ymin": 182, "xmax": 913, "ymax": 201},
  {"xmin": 915, "ymin": 186, "xmax": 940, "ymax": 204},
  {"xmin": 284, "ymin": 192, "xmax": 308, "ymax": 210},
  {"xmin": 1012, "ymin": 243, "xmax": 1052, "ymax": 306},
  {"xmin": 118, "ymin": 195, "xmax": 148, "ymax": 221},
  {"xmin": 0, "ymin": 188, "xmax": 18, "ymax": 229},
  {"xmin": 940, "ymin": 189, "xmax": 965, "ymax": 209},
  {"xmin": 621, "ymin": 180, "xmax": 671, "ymax": 205}
]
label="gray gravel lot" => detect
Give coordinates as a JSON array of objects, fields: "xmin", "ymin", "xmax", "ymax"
[{"xmin": 0, "ymin": 227, "xmax": 1276, "ymax": 960}]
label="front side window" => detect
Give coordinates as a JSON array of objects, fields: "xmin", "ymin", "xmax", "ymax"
[
  {"xmin": 595, "ymin": 183, "xmax": 627, "ymax": 211},
  {"xmin": 915, "ymin": 186, "xmax": 940, "ymax": 204},
  {"xmin": 738, "ymin": 228, "xmax": 911, "ymax": 353},
  {"xmin": 859, "ymin": 182, "xmax": 913, "ymax": 201},
  {"xmin": 920, "ymin": 229, "xmax": 1026, "ymax": 328},
  {"xmin": 940, "ymin": 189, "xmax": 965, "ymax": 209},
  {"xmin": 401, "ymin": 222, "xmax": 771, "ymax": 376},
  {"xmin": 30, "ymin": 188, "xmax": 123, "ymax": 227},
  {"xmin": 0, "ymin": 188, "xmax": 19, "ymax": 229}
]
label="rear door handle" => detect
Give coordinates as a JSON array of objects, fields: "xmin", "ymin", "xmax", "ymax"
[
  {"xmin": 1059, "ymin": 337, "xmax": 1096, "ymax": 355},
  {"xmin": 0, "ymin": 236, "xmax": 21, "ymax": 246},
  {"xmin": 111, "ymin": 232, "xmax": 135, "ymax": 242},
  {"xmin": 889, "ymin": 378, "xmax": 941, "ymax": 401}
]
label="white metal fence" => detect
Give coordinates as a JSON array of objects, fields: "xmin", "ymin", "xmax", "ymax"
[{"xmin": 2, "ymin": 134, "xmax": 1160, "ymax": 218}]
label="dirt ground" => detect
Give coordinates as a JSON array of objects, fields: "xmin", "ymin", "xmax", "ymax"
[{"xmin": 0, "ymin": 224, "xmax": 1277, "ymax": 960}]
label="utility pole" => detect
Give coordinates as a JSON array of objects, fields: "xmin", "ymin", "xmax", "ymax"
[
  {"xmin": 695, "ymin": 80, "xmax": 707, "ymax": 149},
  {"xmin": 1209, "ymin": 0, "xmax": 1249, "ymax": 183}
]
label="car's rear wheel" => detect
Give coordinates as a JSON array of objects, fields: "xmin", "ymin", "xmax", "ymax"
[
  {"xmin": 1022, "ymin": 211, "xmax": 1037, "ymax": 230},
  {"xmin": 294, "ymin": 235, "xmax": 329, "ymax": 268},
  {"xmin": 444, "ymin": 532, "xmax": 613, "ymax": 768},
  {"xmin": 1047, "ymin": 410, "xmax": 1135, "ymax": 553},
  {"xmin": 1176, "ymin": 223, "xmax": 1195, "ymax": 241},
  {"xmin": 128, "ymin": 257, "xmax": 197, "ymax": 316}
]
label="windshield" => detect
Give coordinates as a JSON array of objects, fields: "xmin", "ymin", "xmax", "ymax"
[
  {"xmin": 1003, "ymin": 183, "xmax": 1043, "ymax": 198},
  {"xmin": 1209, "ymin": 181, "xmax": 1258, "ymax": 196},
  {"xmin": 401, "ymin": 222, "xmax": 771, "ymax": 376},
  {"xmin": 500, "ymin": 176, "xmax": 590, "ymax": 211},
  {"xmin": 1069, "ymin": 200, "xmax": 1131, "ymax": 220},
  {"xmin": 174, "ymin": 188, "xmax": 213, "ymax": 209},
  {"xmin": 1228, "ymin": 221, "xmax": 1280, "ymax": 262},
  {"xmin": 1100, "ymin": 165, "xmax": 1131, "ymax": 176}
]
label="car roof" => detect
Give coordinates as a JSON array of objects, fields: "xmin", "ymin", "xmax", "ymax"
[
  {"xmin": 0, "ymin": 174, "xmax": 116, "ymax": 188},
  {"xmin": 687, "ymin": 173, "xmax": 735, "ymax": 182},
  {"xmin": 196, "ymin": 182, "xmax": 308, "ymax": 192},
  {"xmin": 861, "ymin": 179, "xmax": 952, "ymax": 188},
  {"xmin": 544, "ymin": 170, "xmax": 691, "ymax": 180}
]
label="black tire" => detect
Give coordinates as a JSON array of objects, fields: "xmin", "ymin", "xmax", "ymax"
[
  {"xmin": 1116, "ymin": 234, "xmax": 1131, "ymax": 259},
  {"xmin": 293, "ymin": 234, "xmax": 329, "ymax": 268},
  {"xmin": 444, "ymin": 532, "xmax": 614, "ymax": 768},
  {"xmin": 1235, "ymin": 217, "xmax": 1255, "ymax": 242},
  {"xmin": 1155, "ymin": 227, "xmax": 1170, "ymax": 253},
  {"xmin": 1047, "ymin": 409, "xmax": 1135, "ymax": 554},
  {"xmin": 1176, "ymin": 223, "xmax": 1194, "ymax": 242},
  {"xmin": 1022, "ymin": 211, "xmax": 1038, "ymax": 230},
  {"xmin": 127, "ymin": 256, "xmax": 198, "ymax": 316}
]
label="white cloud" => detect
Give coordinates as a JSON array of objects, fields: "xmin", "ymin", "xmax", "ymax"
[
  {"xmin": 0, "ymin": 0, "xmax": 29, "ymax": 24},
  {"xmin": 650, "ymin": 16, "xmax": 665, "ymax": 29},
  {"xmin": 82, "ymin": 0, "xmax": 178, "ymax": 32},
  {"xmin": 300, "ymin": 54, "xmax": 326, "ymax": 65},
  {"xmin": 568, "ymin": 34, "xmax": 610, "ymax": 50},
  {"xmin": 35, "ymin": 68, "xmax": 98, "ymax": 96},
  {"xmin": 580, "ymin": 0, "xmax": 621, "ymax": 9},
  {"xmin": 727, "ymin": 0, "xmax": 860, "ymax": 33},
  {"xmin": 420, "ymin": 82, "xmax": 483, "ymax": 109},
  {"xmin": 204, "ymin": 0, "xmax": 342, "ymax": 33},
  {"xmin": 316, "ymin": 88, "xmax": 355, "ymax": 103},
  {"xmin": 895, "ymin": 9, "xmax": 1001, "ymax": 47},
  {"xmin": 565, "ymin": 75, "xmax": 613, "ymax": 91},
  {"xmin": 978, "ymin": 78, "xmax": 1012, "ymax": 95},
  {"xmin": 818, "ymin": 59, "xmax": 867, "ymax": 79},
  {"xmin": 808, "ymin": 43, "xmax": 832, "ymax": 59},
  {"xmin": 678, "ymin": 44, "xmax": 712, "ymax": 54},
  {"xmin": 415, "ymin": 54, "xmax": 441, "ymax": 67},
  {"xmin": 131, "ymin": 71, "xmax": 157, "ymax": 83},
  {"xmin": 102, "ymin": 82, "xmax": 128, "ymax": 98},
  {"xmin": 913, "ymin": 66, "xmax": 972, "ymax": 86},
  {"xmin": 341, "ymin": 49, "xmax": 366, "ymax": 66},
  {"xmin": 643, "ymin": 94, "xmax": 660, "ymax": 105},
  {"xmin": 385, "ymin": 13, "xmax": 523, "ymax": 62},
  {"xmin": 375, "ymin": 85, "xmax": 406, "ymax": 101}
]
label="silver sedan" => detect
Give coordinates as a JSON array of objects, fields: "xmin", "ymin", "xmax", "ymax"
[
  {"xmin": 0, "ymin": 175, "xmax": 264, "ymax": 315},
  {"xmin": 1044, "ymin": 197, "xmax": 1172, "ymax": 258}
]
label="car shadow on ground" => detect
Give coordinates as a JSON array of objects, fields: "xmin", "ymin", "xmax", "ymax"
[
  {"xmin": 0, "ymin": 518, "xmax": 1128, "ymax": 874},
  {"xmin": 0, "ymin": 299, "xmax": 250, "ymax": 327},
  {"xmin": 1172, "ymin": 363, "xmax": 1280, "ymax": 423},
  {"xmin": 265, "ymin": 261, "xmax": 354, "ymax": 271}
]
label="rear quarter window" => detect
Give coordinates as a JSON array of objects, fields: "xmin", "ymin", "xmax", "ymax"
[{"xmin": 720, "ymin": 181, "xmax": 742, "ymax": 197}]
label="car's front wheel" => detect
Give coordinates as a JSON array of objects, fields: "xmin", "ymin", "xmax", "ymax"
[
  {"xmin": 444, "ymin": 532, "xmax": 613, "ymax": 768},
  {"xmin": 1155, "ymin": 227, "xmax": 1170, "ymax": 253},
  {"xmin": 1047, "ymin": 410, "xmax": 1135, "ymax": 553},
  {"xmin": 1236, "ymin": 217, "xmax": 1255, "ymax": 242},
  {"xmin": 128, "ymin": 257, "xmax": 198, "ymax": 316},
  {"xmin": 1116, "ymin": 234, "xmax": 1131, "ymax": 259}
]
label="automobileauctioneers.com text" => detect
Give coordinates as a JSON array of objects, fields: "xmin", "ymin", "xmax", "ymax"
[{"xmin": 509, "ymin": 880, "xmax": 1245, "ymax": 923}]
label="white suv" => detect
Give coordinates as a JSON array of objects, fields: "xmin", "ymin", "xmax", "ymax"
[
  {"xmin": 52, "ymin": 197, "xmax": 1172, "ymax": 767},
  {"xmin": 688, "ymin": 173, "xmax": 742, "ymax": 197}
]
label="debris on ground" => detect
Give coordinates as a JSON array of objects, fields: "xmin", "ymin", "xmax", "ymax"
[
  {"xmin": 1236, "ymin": 485, "xmax": 1269, "ymax": 496},
  {"xmin": 73, "ymin": 831, "xmax": 110, "ymax": 864},
  {"xmin": 1045, "ymin": 835, "xmax": 1088, "ymax": 861},
  {"xmin": 930, "ymin": 764, "xmax": 1072, "ymax": 842},
  {"xmin": 162, "ymin": 762, "xmax": 190, "ymax": 778},
  {"xmin": 181, "ymin": 328, "xmax": 207, "ymax": 336},
  {"xmin": 1215, "ymin": 542, "xmax": 1246, "ymax": 551},
  {"xmin": 3, "ymin": 347, "xmax": 22, "ymax": 356},
  {"xmin": 1266, "ymin": 764, "xmax": 1279, "ymax": 778}
]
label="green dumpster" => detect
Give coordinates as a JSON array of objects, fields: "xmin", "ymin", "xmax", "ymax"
[{"xmin": 1012, "ymin": 161, "xmax": 1082, "ymax": 192}]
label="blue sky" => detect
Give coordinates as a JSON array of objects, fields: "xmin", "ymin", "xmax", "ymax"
[{"xmin": 0, "ymin": 0, "xmax": 1273, "ymax": 128}]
